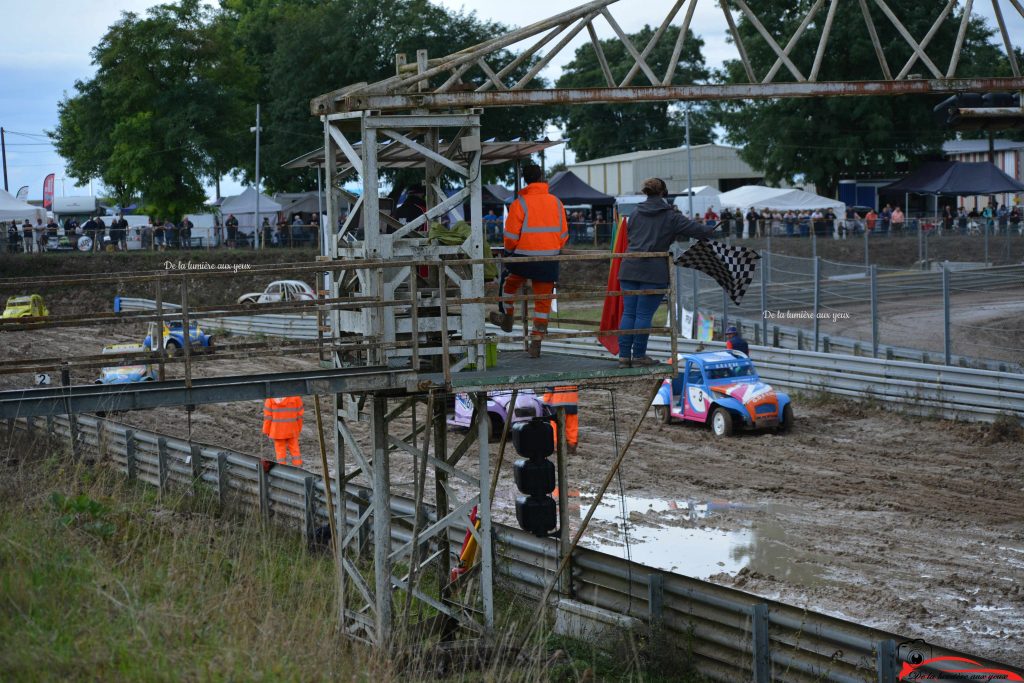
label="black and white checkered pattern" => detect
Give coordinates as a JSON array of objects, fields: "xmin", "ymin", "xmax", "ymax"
[{"xmin": 674, "ymin": 240, "xmax": 761, "ymax": 305}]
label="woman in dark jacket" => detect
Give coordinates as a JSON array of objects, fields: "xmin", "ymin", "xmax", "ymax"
[{"xmin": 618, "ymin": 178, "xmax": 716, "ymax": 367}]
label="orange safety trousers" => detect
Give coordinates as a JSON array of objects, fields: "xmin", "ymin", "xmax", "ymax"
[
  {"xmin": 502, "ymin": 275, "xmax": 554, "ymax": 335},
  {"xmin": 549, "ymin": 414, "xmax": 579, "ymax": 449},
  {"xmin": 273, "ymin": 436, "xmax": 302, "ymax": 467}
]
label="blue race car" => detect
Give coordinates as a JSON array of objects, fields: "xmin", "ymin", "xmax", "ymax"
[
  {"xmin": 95, "ymin": 343, "xmax": 157, "ymax": 384},
  {"xmin": 651, "ymin": 350, "xmax": 793, "ymax": 437},
  {"xmin": 143, "ymin": 321, "xmax": 213, "ymax": 356}
]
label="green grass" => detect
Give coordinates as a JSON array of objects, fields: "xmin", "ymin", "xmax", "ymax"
[{"xmin": 0, "ymin": 446, "xmax": 708, "ymax": 682}]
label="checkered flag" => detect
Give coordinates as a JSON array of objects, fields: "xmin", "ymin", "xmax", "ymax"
[{"xmin": 674, "ymin": 240, "xmax": 761, "ymax": 305}]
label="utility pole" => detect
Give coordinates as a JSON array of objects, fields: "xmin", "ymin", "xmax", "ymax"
[
  {"xmin": 251, "ymin": 104, "xmax": 262, "ymax": 249},
  {"xmin": 685, "ymin": 110, "xmax": 694, "ymax": 218},
  {"xmin": 1, "ymin": 127, "xmax": 8, "ymax": 192}
]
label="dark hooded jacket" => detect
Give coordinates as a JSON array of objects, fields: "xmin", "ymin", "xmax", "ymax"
[{"xmin": 619, "ymin": 197, "xmax": 715, "ymax": 284}]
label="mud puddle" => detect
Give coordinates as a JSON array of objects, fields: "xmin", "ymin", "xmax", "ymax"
[{"xmin": 577, "ymin": 493, "xmax": 825, "ymax": 584}]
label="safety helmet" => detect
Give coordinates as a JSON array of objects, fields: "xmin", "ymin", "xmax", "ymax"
[{"xmin": 726, "ymin": 326, "xmax": 738, "ymax": 335}]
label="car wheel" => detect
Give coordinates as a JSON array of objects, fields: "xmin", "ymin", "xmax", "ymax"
[
  {"xmin": 488, "ymin": 412, "xmax": 504, "ymax": 443},
  {"xmin": 654, "ymin": 405, "xmax": 672, "ymax": 425},
  {"xmin": 711, "ymin": 407, "xmax": 733, "ymax": 437},
  {"xmin": 779, "ymin": 404, "xmax": 794, "ymax": 433}
]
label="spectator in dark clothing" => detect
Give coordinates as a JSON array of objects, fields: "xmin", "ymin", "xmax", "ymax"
[
  {"xmin": 225, "ymin": 214, "xmax": 239, "ymax": 247},
  {"xmin": 165, "ymin": 219, "xmax": 178, "ymax": 249},
  {"xmin": 725, "ymin": 325, "xmax": 749, "ymax": 355},
  {"xmin": 261, "ymin": 217, "xmax": 272, "ymax": 248},
  {"xmin": 94, "ymin": 215, "xmax": 107, "ymax": 251},
  {"xmin": 180, "ymin": 216, "xmax": 194, "ymax": 248},
  {"xmin": 617, "ymin": 177, "xmax": 717, "ymax": 367},
  {"xmin": 111, "ymin": 215, "xmax": 128, "ymax": 251},
  {"xmin": 154, "ymin": 219, "xmax": 166, "ymax": 250},
  {"xmin": 745, "ymin": 208, "xmax": 758, "ymax": 238}
]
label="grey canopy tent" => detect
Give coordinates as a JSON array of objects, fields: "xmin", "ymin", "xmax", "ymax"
[{"xmin": 883, "ymin": 161, "xmax": 1024, "ymax": 195}]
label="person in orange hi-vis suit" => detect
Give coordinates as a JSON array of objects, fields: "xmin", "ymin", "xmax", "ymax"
[
  {"xmin": 542, "ymin": 385, "xmax": 579, "ymax": 455},
  {"xmin": 263, "ymin": 396, "xmax": 304, "ymax": 467},
  {"xmin": 488, "ymin": 164, "xmax": 568, "ymax": 358}
]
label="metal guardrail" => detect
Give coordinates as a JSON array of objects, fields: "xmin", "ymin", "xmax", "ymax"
[
  {"xmin": 115, "ymin": 297, "xmax": 319, "ymax": 339},
  {"xmin": 505, "ymin": 330, "xmax": 1024, "ymax": 423},
  {"xmin": 9, "ymin": 414, "xmax": 1019, "ymax": 682}
]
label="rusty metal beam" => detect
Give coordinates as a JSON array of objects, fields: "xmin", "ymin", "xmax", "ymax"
[{"xmin": 336, "ymin": 78, "xmax": 1024, "ymax": 112}]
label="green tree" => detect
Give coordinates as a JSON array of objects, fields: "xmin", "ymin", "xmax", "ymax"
[
  {"xmin": 51, "ymin": 0, "xmax": 255, "ymax": 216},
  {"xmin": 556, "ymin": 25, "xmax": 715, "ymax": 163},
  {"xmin": 220, "ymin": 0, "xmax": 552, "ymax": 192},
  {"xmin": 718, "ymin": 1, "xmax": 1008, "ymax": 197}
]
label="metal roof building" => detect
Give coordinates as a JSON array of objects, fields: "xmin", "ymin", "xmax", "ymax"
[{"xmin": 567, "ymin": 143, "xmax": 763, "ymax": 196}]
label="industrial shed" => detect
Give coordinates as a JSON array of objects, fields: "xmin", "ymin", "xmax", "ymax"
[{"xmin": 567, "ymin": 143, "xmax": 764, "ymax": 196}]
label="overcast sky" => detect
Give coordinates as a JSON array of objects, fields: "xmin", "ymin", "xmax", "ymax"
[{"xmin": 1, "ymin": 0, "xmax": 1020, "ymax": 202}]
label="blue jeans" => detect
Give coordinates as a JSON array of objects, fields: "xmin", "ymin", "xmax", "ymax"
[{"xmin": 618, "ymin": 279, "xmax": 665, "ymax": 359}]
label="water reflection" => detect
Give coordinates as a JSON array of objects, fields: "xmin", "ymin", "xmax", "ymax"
[{"xmin": 578, "ymin": 493, "xmax": 823, "ymax": 584}]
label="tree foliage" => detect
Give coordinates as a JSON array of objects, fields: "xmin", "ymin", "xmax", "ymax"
[
  {"xmin": 218, "ymin": 0, "xmax": 551, "ymax": 192},
  {"xmin": 718, "ymin": 0, "xmax": 1010, "ymax": 196},
  {"xmin": 556, "ymin": 25, "xmax": 715, "ymax": 163},
  {"xmin": 51, "ymin": 0, "xmax": 255, "ymax": 217}
]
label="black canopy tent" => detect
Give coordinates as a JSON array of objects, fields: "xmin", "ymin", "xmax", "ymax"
[
  {"xmin": 883, "ymin": 161, "xmax": 1024, "ymax": 195},
  {"xmin": 543, "ymin": 170, "xmax": 615, "ymax": 208}
]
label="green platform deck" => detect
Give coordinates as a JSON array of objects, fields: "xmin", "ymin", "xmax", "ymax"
[{"xmin": 427, "ymin": 351, "xmax": 672, "ymax": 393}]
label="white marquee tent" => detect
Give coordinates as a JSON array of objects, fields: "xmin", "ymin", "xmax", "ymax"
[
  {"xmin": 219, "ymin": 187, "xmax": 282, "ymax": 234},
  {"xmin": 717, "ymin": 186, "xmax": 845, "ymax": 212},
  {"xmin": 0, "ymin": 188, "xmax": 45, "ymax": 223}
]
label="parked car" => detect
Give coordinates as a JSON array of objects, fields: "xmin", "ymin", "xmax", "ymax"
[
  {"xmin": 2, "ymin": 294, "xmax": 49, "ymax": 319},
  {"xmin": 652, "ymin": 350, "xmax": 793, "ymax": 437},
  {"xmin": 142, "ymin": 321, "xmax": 214, "ymax": 356},
  {"xmin": 237, "ymin": 280, "xmax": 316, "ymax": 305},
  {"xmin": 448, "ymin": 390, "xmax": 546, "ymax": 440},
  {"xmin": 95, "ymin": 343, "xmax": 156, "ymax": 384}
]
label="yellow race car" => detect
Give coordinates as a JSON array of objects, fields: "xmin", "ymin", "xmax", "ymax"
[{"xmin": 2, "ymin": 294, "xmax": 49, "ymax": 319}]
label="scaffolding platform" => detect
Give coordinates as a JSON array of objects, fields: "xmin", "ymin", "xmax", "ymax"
[{"xmin": 427, "ymin": 351, "xmax": 671, "ymax": 393}]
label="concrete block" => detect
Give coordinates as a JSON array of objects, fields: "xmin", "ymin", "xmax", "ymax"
[{"xmin": 554, "ymin": 599, "xmax": 641, "ymax": 645}]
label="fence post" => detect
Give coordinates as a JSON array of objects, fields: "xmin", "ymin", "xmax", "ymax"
[
  {"xmin": 304, "ymin": 476, "xmax": 317, "ymax": 545},
  {"xmin": 943, "ymin": 266, "xmax": 951, "ymax": 365},
  {"xmin": 822, "ymin": 336, "xmax": 830, "ymax": 354},
  {"xmin": 258, "ymin": 461, "xmax": 271, "ymax": 526},
  {"xmin": 772, "ymin": 326, "xmax": 779, "ymax": 347},
  {"xmin": 751, "ymin": 603, "xmax": 770, "ymax": 683},
  {"xmin": 760, "ymin": 256, "xmax": 768, "ymax": 346},
  {"xmin": 69, "ymin": 413, "xmax": 81, "ymax": 460},
  {"xmin": 647, "ymin": 574, "xmax": 664, "ymax": 624},
  {"xmin": 691, "ymin": 267, "xmax": 698, "ymax": 328},
  {"xmin": 870, "ymin": 265, "xmax": 879, "ymax": 358},
  {"xmin": 189, "ymin": 444, "xmax": 202, "ymax": 483},
  {"xmin": 125, "ymin": 430, "xmax": 137, "ymax": 481},
  {"xmin": 813, "ymin": 256, "xmax": 820, "ymax": 352},
  {"xmin": 721, "ymin": 288, "xmax": 728, "ymax": 340},
  {"xmin": 864, "ymin": 222, "xmax": 869, "ymax": 268},
  {"xmin": 157, "ymin": 437, "xmax": 168, "ymax": 496},
  {"xmin": 217, "ymin": 452, "xmax": 229, "ymax": 509},
  {"xmin": 876, "ymin": 639, "xmax": 897, "ymax": 683},
  {"xmin": 796, "ymin": 329, "xmax": 803, "ymax": 351}
]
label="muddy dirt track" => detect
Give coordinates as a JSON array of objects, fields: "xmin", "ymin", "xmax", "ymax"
[{"xmin": 3, "ymin": 320, "xmax": 1022, "ymax": 668}]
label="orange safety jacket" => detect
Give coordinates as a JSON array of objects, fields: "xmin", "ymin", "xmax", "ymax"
[
  {"xmin": 503, "ymin": 183, "xmax": 568, "ymax": 283},
  {"xmin": 542, "ymin": 385, "xmax": 579, "ymax": 415},
  {"xmin": 263, "ymin": 396, "xmax": 304, "ymax": 439}
]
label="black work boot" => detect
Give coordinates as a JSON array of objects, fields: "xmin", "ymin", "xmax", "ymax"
[{"xmin": 488, "ymin": 311, "xmax": 514, "ymax": 332}]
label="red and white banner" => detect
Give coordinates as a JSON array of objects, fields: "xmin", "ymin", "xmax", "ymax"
[{"xmin": 42, "ymin": 173, "xmax": 54, "ymax": 209}]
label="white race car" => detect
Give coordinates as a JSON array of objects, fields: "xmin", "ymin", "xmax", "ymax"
[{"xmin": 237, "ymin": 280, "xmax": 316, "ymax": 305}]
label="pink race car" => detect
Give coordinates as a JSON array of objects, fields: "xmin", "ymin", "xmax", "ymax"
[{"xmin": 448, "ymin": 390, "xmax": 547, "ymax": 440}]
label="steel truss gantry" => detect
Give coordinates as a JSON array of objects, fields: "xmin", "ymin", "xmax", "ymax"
[
  {"xmin": 315, "ymin": 0, "xmax": 1024, "ymax": 650},
  {"xmin": 311, "ymin": 0, "xmax": 1024, "ymax": 116}
]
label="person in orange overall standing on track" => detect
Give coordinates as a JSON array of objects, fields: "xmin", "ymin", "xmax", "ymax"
[
  {"xmin": 489, "ymin": 164, "xmax": 569, "ymax": 358},
  {"xmin": 263, "ymin": 396, "xmax": 304, "ymax": 467},
  {"xmin": 543, "ymin": 385, "xmax": 579, "ymax": 455}
]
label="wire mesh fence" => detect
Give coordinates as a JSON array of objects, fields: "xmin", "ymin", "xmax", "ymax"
[{"xmin": 675, "ymin": 251, "xmax": 1024, "ymax": 374}]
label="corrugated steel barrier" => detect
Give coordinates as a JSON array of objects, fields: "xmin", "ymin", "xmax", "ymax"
[
  {"xmin": 501, "ymin": 333, "xmax": 1024, "ymax": 423},
  {"xmin": 7, "ymin": 414, "xmax": 1019, "ymax": 682}
]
